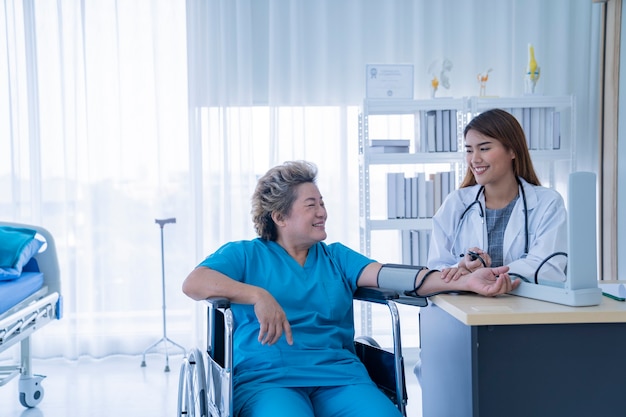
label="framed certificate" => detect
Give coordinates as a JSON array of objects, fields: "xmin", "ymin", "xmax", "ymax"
[{"xmin": 366, "ymin": 64, "xmax": 414, "ymax": 99}]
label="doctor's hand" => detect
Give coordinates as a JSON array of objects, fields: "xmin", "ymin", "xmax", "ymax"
[
  {"xmin": 459, "ymin": 247, "xmax": 491, "ymax": 272},
  {"xmin": 463, "ymin": 266, "xmax": 521, "ymax": 296},
  {"xmin": 441, "ymin": 266, "xmax": 471, "ymax": 283},
  {"xmin": 253, "ymin": 289, "xmax": 293, "ymax": 346}
]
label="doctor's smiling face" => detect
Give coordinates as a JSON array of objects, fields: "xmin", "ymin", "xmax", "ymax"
[
  {"xmin": 460, "ymin": 109, "xmax": 541, "ymax": 189},
  {"xmin": 464, "ymin": 130, "xmax": 516, "ymax": 187}
]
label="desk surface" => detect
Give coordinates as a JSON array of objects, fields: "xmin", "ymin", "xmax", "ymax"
[{"xmin": 431, "ymin": 280, "xmax": 626, "ymax": 326}]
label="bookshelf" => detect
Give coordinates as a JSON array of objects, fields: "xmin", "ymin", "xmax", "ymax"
[
  {"xmin": 358, "ymin": 95, "xmax": 576, "ymax": 265},
  {"xmin": 358, "ymin": 98, "xmax": 467, "ymax": 266}
]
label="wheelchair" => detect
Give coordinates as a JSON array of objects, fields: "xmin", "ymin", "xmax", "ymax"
[{"xmin": 177, "ymin": 287, "xmax": 425, "ymax": 417}]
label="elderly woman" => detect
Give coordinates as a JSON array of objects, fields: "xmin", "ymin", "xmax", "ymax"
[{"xmin": 182, "ymin": 160, "xmax": 518, "ymax": 417}]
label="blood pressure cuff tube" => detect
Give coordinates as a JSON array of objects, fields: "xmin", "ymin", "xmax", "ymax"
[{"xmin": 377, "ymin": 264, "xmax": 425, "ymax": 293}]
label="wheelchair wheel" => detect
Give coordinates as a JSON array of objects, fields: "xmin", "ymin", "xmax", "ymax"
[
  {"xmin": 177, "ymin": 359, "xmax": 190, "ymax": 416},
  {"xmin": 177, "ymin": 348, "xmax": 208, "ymax": 417}
]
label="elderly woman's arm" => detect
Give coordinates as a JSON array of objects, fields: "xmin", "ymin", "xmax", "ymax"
[
  {"xmin": 357, "ymin": 262, "xmax": 519, "ymax": 297},
  {"xmin": 182, "ymin": 267, "xmax": 293, "ymax": 346}
]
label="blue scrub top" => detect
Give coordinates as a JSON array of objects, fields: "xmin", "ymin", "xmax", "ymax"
[{"xmin": 198, "ymin": 239, "xmax": 376, "ymax": 409}]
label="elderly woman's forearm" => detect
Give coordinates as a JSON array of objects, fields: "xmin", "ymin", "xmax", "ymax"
[{"xmin": 182, "ymin": 266, "xmax": 265, "ymax": 304}]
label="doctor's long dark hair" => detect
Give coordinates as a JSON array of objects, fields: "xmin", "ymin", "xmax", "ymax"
[{"xmin": 459, "ymin": 108, "xmax": 541, "ymax": 188}]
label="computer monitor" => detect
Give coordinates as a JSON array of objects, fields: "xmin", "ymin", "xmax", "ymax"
[{"xmin": 508, "ymin": 171, "xmax": 602, "ymax": 306}]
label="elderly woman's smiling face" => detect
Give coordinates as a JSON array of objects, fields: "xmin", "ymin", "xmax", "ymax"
[{"xmin": 277, "ymin": 182, "xmax": 327, "ymax": 247}]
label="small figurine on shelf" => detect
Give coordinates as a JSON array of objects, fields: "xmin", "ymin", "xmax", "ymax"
[
  {"xmin": 477, "ymin": 68, "xmax": 492, "ymax": 96},
  {"xmin": 428, "ymin": 58, "xmax": 453, "ymax": 98},
  {"xmin": 525, "ymin": 43, "xmax": 541, "ymax": 94},
  {"xmin": 430, "ymin": 75, "xmax": 439, "ymax": 98}
]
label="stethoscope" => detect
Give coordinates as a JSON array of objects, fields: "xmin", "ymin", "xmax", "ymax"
[{"xmin": 453, "ymin": 176, "xmax": 529, "ymax": 258}]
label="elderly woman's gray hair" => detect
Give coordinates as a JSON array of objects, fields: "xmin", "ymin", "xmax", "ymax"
[{"xmin": 251, "ymin": 161, "xmax": 318, "ymax": 240}]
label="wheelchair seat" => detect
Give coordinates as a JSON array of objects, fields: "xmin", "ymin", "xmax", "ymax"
[{"xmin": 177, "ymin": 286, "xmax": 414, "ymax": 417}]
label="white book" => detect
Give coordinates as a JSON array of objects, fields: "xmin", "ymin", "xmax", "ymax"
[
  {"xmin": 369, "ymin": 145, "xmax": 410, "ymax": 154},
  {"xmin": 387, "ymin": 173, "xmax": 397, "ymax": 219},
  {"xmin": 553, "ymin": 111, "xmax": 561, "ymax": 149},
  {"xmin": 442, "ymin": 110, "xmax": 451, "ymax": 152},
  {"xmin": 417, "ymin": 172, "xmax": 427, "ymax": 218},
  {"xmin": 544, "ymin": 107, "xmax": 554, "ymax": 151},
  {"xmin": 370, "ymin": 139, "xmax": 411, "ymax": 147},
  {"xmin": 433, "ymin": 173, "xmax": 442, "ymax": 213},
  {"xmin": 410, "ymin": 176, "xmax": 419, "ymax": 219},
  {"xmin": 418, "ymin": 229, "xmax": 431, "ymax": 266},
  {"xmin": 427, "ymin": 111, "xmax": 436, "ymax": 152},
  {"xmin": 396, "ymin": 173, "xmax": 405, "ymax": 218},
  {"xmin": 522, "ymin": 108, "xmax": 531, "ymax": 148},
  {"xmin": 538, "ymin": 108, "xmax": 547, "ymax": 150},
  {"xmin": 529, "ymin": 107, "xmax": 541, "ymax": 150},
  {"xmin": 418, "ymin": 111, "xmax": 428, "ymax": 152},
  {"xmin": 410, "ymin": 230, "xmax": 420, "ymax": 266},
  {"xmin": 449, "ymin": 109, "xmax": 458, "ymax": 152},
  {"xmin": 404, "ymin": 177, "xmax": 412, "ymax": 219},
  {"xmin": 425, "ymin": 178, "xmax": 435, "ymax": 217},
  {"xmin": 440, "ymin": 171, "xmax": 450, "ymax": 202},
  {"xmin": 435, "ymin": 110, "xmax": 444, "ymax": 152},
  {"xmin": 449, "ymin": 169, "xmax": 456, "ymax": 196}
]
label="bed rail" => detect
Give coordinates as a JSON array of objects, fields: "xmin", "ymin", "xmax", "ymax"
[
  {"xmin": 0, "ymin": 292, "xmax": 60, "ymax": 354},
  {"xmin": 0, "ymin": 221, "xmax": 62, "ymax": 407}
]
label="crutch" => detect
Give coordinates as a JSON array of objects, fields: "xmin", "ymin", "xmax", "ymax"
[{"xmin": 140, "ymin": 218, "xmax": 185, "ymax": 372}]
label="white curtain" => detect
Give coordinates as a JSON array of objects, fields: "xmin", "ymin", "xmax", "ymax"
[{"xmin": 1, "ymin": 0, "xmax": 600, "ymax": 359}]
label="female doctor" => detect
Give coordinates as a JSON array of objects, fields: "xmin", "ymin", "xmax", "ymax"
[{"xmin": 428, "ymin": 108, "xmax": 568, "ymax": 284}]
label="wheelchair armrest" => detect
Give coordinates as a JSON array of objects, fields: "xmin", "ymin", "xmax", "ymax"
[
  {"xmin": 355, "ymin": 287, "xmax": 429, "ymax": 307},
  {"xmin": 354, "ymin": 287, "xmax": 400, "ymax": 304},
  {"xmin": 396, "ymin": 294, "xmax": 428, "ymax": 307},
  {"xmin": 203, "ymin": 297, "xmax": 231, "ymax": 309}
]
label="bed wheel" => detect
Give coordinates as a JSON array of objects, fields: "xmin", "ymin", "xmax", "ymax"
[{"xmin": 19, "ymin": 375, "xmax": 45, "ymax": 408}]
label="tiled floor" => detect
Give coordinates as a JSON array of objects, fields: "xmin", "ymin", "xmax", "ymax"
[{"xmin": 0, "ymin": 350, "xmax": 422, "ymax": 417}]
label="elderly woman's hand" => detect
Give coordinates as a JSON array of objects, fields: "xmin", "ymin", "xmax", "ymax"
[
  {"xmin": 253, "ymin": 289, "xmax": 293, "ymax": 346},
  {"xmin": 464, "ymin": 266, "xmax": 520, "ymax": 296}
]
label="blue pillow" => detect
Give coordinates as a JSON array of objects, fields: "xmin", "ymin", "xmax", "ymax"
[{"xmin": 0, "ymin": 227, "xmax": 45, "ymax": 281}]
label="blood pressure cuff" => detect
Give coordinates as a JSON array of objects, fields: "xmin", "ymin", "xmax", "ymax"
[{"xmin": 377, "ymin": 264, "xmax": 425, "ymax": 294}]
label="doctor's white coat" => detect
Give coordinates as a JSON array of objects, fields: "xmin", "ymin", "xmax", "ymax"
[{"xmin": 427, "ymin": 177, "xmax": 568, "ymax": 283}]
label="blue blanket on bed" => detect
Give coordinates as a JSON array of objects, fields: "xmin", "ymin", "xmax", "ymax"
[
  {"xmin": 0, "ymin": 270, "xmax": 45, "ymax": 315},
  {"xmin": 0, "ymin": 226, "xmax": 37, "ymax": 268}
]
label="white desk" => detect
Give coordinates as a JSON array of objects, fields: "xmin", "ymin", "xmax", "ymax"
[{"xmin": 419, "ymin": 286, "xmax": 626, "ymax": 417}]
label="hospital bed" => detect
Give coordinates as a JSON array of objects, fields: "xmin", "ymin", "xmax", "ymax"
[{"xmin": 0, "ymin": 222, "xmax": 63, "ymax": 408}]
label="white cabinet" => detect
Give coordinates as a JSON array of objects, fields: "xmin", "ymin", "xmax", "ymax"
[{"xmin": 358, "ymin": 95, "xmax": 575, "ymax": 264}]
